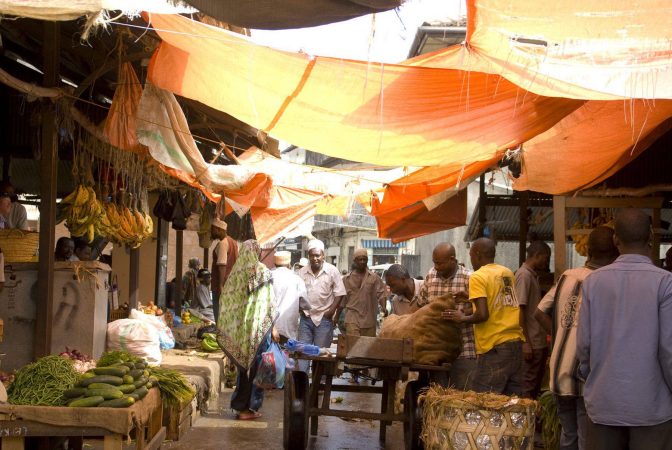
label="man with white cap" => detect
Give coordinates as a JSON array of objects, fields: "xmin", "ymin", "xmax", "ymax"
[
  {"xmin": 272, "ymin": 251, "xmax": 307, "ymax": 342},
  {"xmin": 297, "ymin": 239, "xmax": 346, "ymax": 372},
  {"xmin": 211, "ymin": 217, "xmax": 239, "ymax": 323},
  {"xmin": 342, "ymin": 248, "xmax": 386, "ymax": 337}
]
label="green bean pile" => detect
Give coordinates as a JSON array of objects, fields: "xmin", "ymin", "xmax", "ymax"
[
  {"xmin": 148, "ymin": 367, "xmax": 195, "ymax": 406},
  {"xmin": 7, "ymin": 356, "xmax": 79, "ymax": 406}
]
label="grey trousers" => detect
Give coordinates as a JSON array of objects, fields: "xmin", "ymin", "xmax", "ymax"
[{"xmin": 555, "ymin": 394, "xmax": 588, "ymax": 450}]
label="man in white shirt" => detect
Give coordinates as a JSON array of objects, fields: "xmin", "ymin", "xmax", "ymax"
[
  {"xmin": 272, "ymin": 251, "xmax": 306, "ymax": 342},
  {"xmin": 0, "ymin": 182, "xmax": 27, "ymax": 230},
  {"xmin": 297, "ymin": 239, "xmax": 346, "ymax": 372}
]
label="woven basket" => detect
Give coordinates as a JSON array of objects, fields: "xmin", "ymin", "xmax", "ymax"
[
  {"xmin": 0, "ymin": 229, "xmax": 39, "ymax": 262},
  {"xmin": 420, "ymin": 386, "xmax": 537, "ymax": 450},
  {"xmin": 109, "ymin": 308, "xmax": 129, "ymax": 322}
]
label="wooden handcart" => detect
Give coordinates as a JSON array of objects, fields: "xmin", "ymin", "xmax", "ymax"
[
  {"xmin": 0, "ymin": 387, "xmax": 165, "ymax": 450},
  {"xmin": 283, "ymin": 335, "xmax": 449, "ymax": 450}
]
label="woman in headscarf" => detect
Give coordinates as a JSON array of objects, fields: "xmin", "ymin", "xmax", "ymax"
[{"xmin": 216, "ymin": 239, "xmax": 276, "ymax": 420}]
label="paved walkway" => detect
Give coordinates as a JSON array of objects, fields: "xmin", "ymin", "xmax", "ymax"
[{"xmin": 163, "ymin": 378, "xmax": 405, "ymax": 450}]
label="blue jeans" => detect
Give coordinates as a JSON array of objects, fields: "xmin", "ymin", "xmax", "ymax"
[
  {"xmin": 297, "ymin": 314, "xmax": 334, "ymax": 373},
  {"xmin": 556, "ymin": 395, "xmax": 588, "ymax": 450},
  {"xmin": 230, "ymin": 335, "xmax": 269, "ymax": 413},
  {"xmin": 472, "ymin": 340, "xmax": 523, "ymax": 396}
]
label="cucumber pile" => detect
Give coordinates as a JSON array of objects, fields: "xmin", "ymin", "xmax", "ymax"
[{"xmin": 66, "ymin": 359, "xmax": 157, "ymax": 408}]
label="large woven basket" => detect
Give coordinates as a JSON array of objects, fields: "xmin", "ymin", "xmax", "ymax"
[
  {"xmin": 0, "ymin": 229, "xmax": 39, "ymax": 262},
  {"xmin": 420, "ymin": 386, "xmax": 537, "ymax": 450}
]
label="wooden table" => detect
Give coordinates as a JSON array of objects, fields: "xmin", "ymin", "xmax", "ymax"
[
  {"xmin": 283, "ymin": 335, "xmax": 451, "ymax": 450},
  {"xmin": 0, "ymin": 388, "xmax": 165, "ymax": 450}
]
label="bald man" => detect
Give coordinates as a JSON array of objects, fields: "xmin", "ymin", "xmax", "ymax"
[
  {"xmin": 417, "ymin": 242, "xmax": 475, "ymax": 389},
  {"xmin": 577, "ymin": 209, "xmax": 672, "ymax": 449},
  {"xmin": 444, "ymin": 238, "xmax": 524, "ymax": 395}
]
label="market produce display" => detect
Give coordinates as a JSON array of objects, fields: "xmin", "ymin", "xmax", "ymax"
[
  {"xmin": 7, "ymin": 356, "xmax": 80, "ymax": 406},
  {"xmin": 61, "ymin": 184, "xmax": 153, "ymax": 247},
  {"xmin": 67, "ymin": 352, "xmax": 157, "ymax": 408},
  {"xmin": 138, "ymin": 301, "xmax": 164, "ymax": 316},
  {"xmin": 200, "ymin": 332, "xmax": 219, "ymax": 352},
  {"xmin": 59, "ymin": 347, "xmax": 96, "ymax": 373},
  {"xmin": 380, "ymin": 293, "xmax": 462, "ymax": 365},
  {"xmin": 147, "ymin": 366, "xmax": 195, "ymax": 406}
]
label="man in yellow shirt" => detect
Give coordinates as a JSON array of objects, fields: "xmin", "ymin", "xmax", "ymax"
[{"xmin": 444, "ymin": 237, "xmax": 524, "ymax": 395}]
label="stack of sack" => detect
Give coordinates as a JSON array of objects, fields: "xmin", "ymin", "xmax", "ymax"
[{"xmin": 380, "ymin": 293, "xmax": 462, "ymax": 366}]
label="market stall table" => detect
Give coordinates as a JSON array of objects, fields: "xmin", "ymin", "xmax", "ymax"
[
  {"xmin": 284, "ymin": 335, "xmax": 451, "ymax": 450},
  {"xmin": 0, "ymin": 387, "xmax": 164, "ymax": 450}
]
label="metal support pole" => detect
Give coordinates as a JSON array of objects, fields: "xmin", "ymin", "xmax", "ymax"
[
  {"xmin": 35, "ymin": 22, "xmax": 59, "ymax": 358},
  {"xmin": 175, "ymin": 230, "xmax": 183, "ymax": 313},
  {"xmin": 154, "ymin": 218, "xmax": 168, "ymax": 307},
  {"xmin": 129, "ymin": 247, "xmax": 140, "ymax": 309}
]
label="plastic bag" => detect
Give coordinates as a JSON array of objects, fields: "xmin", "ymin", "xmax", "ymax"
[
  {"xmin": 253, "ymin": 342, "xmax": 289, "ymax": 389},
  {"xmin": 107, "ymin": 318, "xmax": 162, "ymax": 365},
  {"xmin": 129, "ymin": 309, "xmax": 175, "ymax": 350}
]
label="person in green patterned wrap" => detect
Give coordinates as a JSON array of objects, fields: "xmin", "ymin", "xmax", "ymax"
[{"xmin": 217, "ymin": 239, "xmax": 277, "ymax": 420}]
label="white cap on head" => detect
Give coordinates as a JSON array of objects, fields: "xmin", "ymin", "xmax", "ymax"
[
  {"xmin": 212, "ymin": 218, "xmax": 227, "ymax": 230},
  {"xmin": 307, "ymin": 239, "xmax": 325, "ymax": 253},
  {"xmin": 298, "ymin": 257, "xmax": 309, "ymax": 267},
  {"xmin": 274, "ymin": 251, "xmax": 291, "ymax": 266}
]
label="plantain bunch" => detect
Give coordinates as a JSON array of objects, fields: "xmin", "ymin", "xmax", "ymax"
[
  {"xmin": 62, "ymin": 185, "xmax": 105, "ymax": 243},
  {"xmin": 62, "ymin": 185, "xmax": 153, "ymax": 248}
]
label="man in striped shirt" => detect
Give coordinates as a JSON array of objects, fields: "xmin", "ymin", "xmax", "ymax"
[{"xmin": 418, "ymin": 242, "xmax": 475, "ymax": 389}]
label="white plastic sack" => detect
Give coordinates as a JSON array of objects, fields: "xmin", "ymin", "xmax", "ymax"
[
  {"xmin": 107, "ymin": 318, "xmax": 162, "ymax": 365},
  {"xmin": 129, "ymin": 309, "xmax": 176, "ymax": 350}
]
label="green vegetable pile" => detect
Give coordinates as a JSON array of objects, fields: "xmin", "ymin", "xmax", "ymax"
[
  {"xmin": 201, "ymin": 333, "xmax": 219, "ymax": 352},
  {"xmin": 538, "ymin": 390, "xmax": 560, "ymax": 450},
  {"xmin": 148, "ymin": 367, "xmax": 195, "ymax": 406},
  {"xmin": 8, "ymin": 356, "xmax": 79, "ymax": 406},
  {"xmin": 66, "ymin": 352, "xmax": 157, "ymax": 408}
]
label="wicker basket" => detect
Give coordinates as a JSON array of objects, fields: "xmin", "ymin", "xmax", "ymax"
[
  {"xmin": 109, "ymin": 308, "xmax": 129, "ymax": 322},
  {"xmin": 0, "ymin": 229, "xmax": 39, "ymax": 262},
  {"xmin": 420, "ymin": 386, "xmax": 537, "ymax": 450}
]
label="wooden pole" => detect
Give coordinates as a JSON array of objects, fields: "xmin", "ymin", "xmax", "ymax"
[
  {"xmin": 519, "ymin": 191, "xmax": 529, "ymax": 267},
  {"xmin": 203, "ymin": 246, "xmax": 209, "ymax": 270},
  {"xmin": 154, "ymin": 218, "xmax": 168, "ymax": 307},
  {"xmin": 175, "ymin": 229, "xmax": 183, "ymax": 313},
  {"xmin": 553, "ymin": 196, "xmax": 567, "ymax": 279},
  {"xmin": 478, "ymin": 174, "xmax": 486, "ymax": 238},
  {"xmin": 35, "ymin": 22, "xmax": 60, "ymax": 358},
  {"xmin": 129, "ymin": 247, "xmax": 140, "ymax": 308}
]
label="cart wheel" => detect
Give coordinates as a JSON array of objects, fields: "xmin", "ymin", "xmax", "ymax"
[
  {"xmin": 284, "ymin": 370, "xmax": 309, "ymax": 450},
  {"xmin": 404, "ymin": 381, "xmax": 424, "ymax": 450}
]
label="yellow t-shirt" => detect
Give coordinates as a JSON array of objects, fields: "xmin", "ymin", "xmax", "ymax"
[{"xmin": 469, "ymin": 263, "xmax": 524, "ymax": 354}]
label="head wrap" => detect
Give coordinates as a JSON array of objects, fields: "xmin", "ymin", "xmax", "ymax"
[
  {"xmin": 212, "ymin": 218, "xmax": 227, "ymax": 230},
  {"xmin": 307, "ymin": 239, "xmax": 325, "ymax": 253},
  {"xmin": 353, "ymin": 248, "xmax": 368, "ymax": 259},
  {"xmin": 274, "ymin": 251, "xmax": 291, "ymax": 266}
]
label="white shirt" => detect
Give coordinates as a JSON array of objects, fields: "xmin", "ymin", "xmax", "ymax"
[
  {"xmin": 272, "ymin": 267, "xmax": 306, "ymax": 340},
  {"xmin": 298, "ymin": 262, "xmax": 346, "ymax": 326}
]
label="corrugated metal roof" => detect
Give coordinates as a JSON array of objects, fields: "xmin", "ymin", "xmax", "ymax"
[{"xmin": 466, "ymin": 198, "xmax": 672, "ymax": 242}]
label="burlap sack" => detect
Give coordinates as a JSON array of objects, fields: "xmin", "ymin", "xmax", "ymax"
[{"xmin": 380, "ymin": 293, "xmax": 462, "ymax": 366}]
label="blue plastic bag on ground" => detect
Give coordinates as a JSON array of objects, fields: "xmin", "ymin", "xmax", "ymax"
[{"xmin": 253, "ymin": 342, "xmax": 289, "ymax": 389}]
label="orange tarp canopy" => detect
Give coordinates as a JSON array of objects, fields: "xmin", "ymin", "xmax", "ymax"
[
  {"xmin": 143, "ymin": 1, "xmax": 672, "ymax": 240},
  {"xmin": 145, "ymin": 13, "xmax": 582, "ymax": 169}
]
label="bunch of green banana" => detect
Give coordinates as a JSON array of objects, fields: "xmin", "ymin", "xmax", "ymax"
[{"xmin": 201, "ymin": 333, "xmax": 219, "ymax": 352}]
